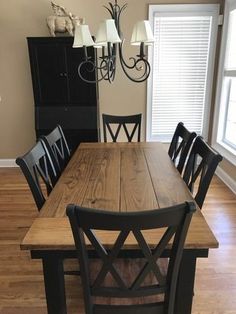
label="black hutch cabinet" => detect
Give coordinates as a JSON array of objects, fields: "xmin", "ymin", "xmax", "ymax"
[{"xmin": 27, "ymin": 37, "xmax": 99, "ymax": 153}]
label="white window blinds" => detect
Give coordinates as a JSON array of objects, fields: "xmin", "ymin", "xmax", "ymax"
[{"xmin": 147, "ymin": 5, "xmax": 219, "ymax": 142}]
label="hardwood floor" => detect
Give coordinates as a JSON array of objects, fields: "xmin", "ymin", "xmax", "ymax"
[
  {"xmin": 192, "ymin": 176, "xmax": 236, "ymax": 314},
  {"xmin": 0, "ymin": 168, "xmax": 235, "ymax": 313}
]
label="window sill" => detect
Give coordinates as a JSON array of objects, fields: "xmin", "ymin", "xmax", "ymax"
[
  {"xmin": 212, "ymin": 141, "xmax": 236, "ymax": 166},
  {"xmin": 146, "ymin": 136, "xmax": 171, "ymax": 143}
]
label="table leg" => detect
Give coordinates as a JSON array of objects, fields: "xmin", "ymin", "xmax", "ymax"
[
  {"xmin": 174, "ymin": 250, "xmax": 198, "ymax": 314},
  {"xmin": 42, "ymin": 255, "xmax": 67, "ymax": 314}
]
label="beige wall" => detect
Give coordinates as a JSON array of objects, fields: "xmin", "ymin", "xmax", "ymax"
[{"xmin": 2, "ymin": 0, "xmax": 235, "ymax": 183}]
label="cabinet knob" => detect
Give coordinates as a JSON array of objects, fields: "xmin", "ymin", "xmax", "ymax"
[{"xmin": 59, "ymin": 73, "xmax": 67, "ymax": 77}]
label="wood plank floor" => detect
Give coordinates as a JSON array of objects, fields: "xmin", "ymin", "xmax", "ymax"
[{"xmin": 0, "ymin": 168, "xmax": 235, "ymax": 313}]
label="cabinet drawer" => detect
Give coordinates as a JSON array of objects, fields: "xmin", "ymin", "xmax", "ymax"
[{"xmin": 36, "ymin": 106, "xmax": 98, "ymax": 130}]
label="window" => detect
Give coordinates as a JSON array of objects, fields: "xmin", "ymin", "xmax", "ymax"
[
  {"xmin": 224, "ymin": 79, "xmax": 236, "ymax": 148},
  {"xmin": 213, "ymin": 1, "xmax": 236, "ymax": 164},
  {"xmin": 147, "ymin": 4, "xmax": 219, "ymax": 142}
]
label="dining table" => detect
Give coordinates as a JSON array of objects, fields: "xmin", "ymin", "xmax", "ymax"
[{"xmin": 21, "ymin": 142, "xmax": 218, "ymax": 314}]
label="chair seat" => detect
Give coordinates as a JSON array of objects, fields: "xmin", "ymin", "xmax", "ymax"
[
  {"xmin": 63, "ymin": 259, "xmax": 167, "ymax": 313},
  {"xmin": 89, "ymin": 258, "xmax": 168, "ymax": 306}
]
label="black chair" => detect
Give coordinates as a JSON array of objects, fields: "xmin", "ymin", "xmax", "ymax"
[
  {"xmin": 183, "ymin": 136, "xmax": 223, "ymax": 209},
  {"xmin": 40, "ymin": 125, "xmax": 71, "ymax": 178},
  {"xmin": 16, "ymin": 137, "xmax": 79, "ymax": 277},
  {"xmin": 67, "ymin": 202, "xmax": 196, "ymax": 314},
  {"xmin": 102, "ymin": 114, "xmax": 142, "ymax": 142},
  {"xmin": 168, "ymin": 122, "xmax": 196, "ymax": 174},
  {"xmin": 16, "ymin": 140, "xmax": 57, "ymax": 210}
]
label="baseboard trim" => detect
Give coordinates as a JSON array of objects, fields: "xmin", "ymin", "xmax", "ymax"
[
  {"xmin": 0, "ymin": 159, "xmax": 17, "ymax": 167},
  {"xmin": 216, "ymin": 166, "xmax": 236, "ymax": 195}
]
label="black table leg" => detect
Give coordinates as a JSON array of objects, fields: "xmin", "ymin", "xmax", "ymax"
[
  {"xmin": 42, "ymin": 255, "xmax": 67, "ymax": 314},
  {"xmin": 175, "ymin": 249, "xmax": 208, "ymax": 314}
]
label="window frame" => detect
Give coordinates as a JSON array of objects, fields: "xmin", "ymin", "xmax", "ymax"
[
  {"xmin": 212, "ymin": 0, "xmax": 236, "ymax": 165},
  {"xmin": 146, "ymin": 4, "xmax": 220, "ymax": 142}
]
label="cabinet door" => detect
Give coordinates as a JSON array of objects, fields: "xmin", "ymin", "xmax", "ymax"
[
  {"xmin": 65, "ymin": 45, "xmax": 97, "ymax": 106},
  {"xmin": 31, "ymin": 43, "xmax": 68, "ymax": 105}
]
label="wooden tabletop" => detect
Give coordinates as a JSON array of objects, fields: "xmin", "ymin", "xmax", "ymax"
[{"xmin": 21, "ymin": 142, "xmax": 218, "ymax": 251}]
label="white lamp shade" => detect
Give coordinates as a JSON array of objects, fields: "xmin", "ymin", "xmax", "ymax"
[
  {"xmin": 131, "ymin": 20, "xmax": 154, "ymax": 46},
  {"xmin": 73, "ymin": 24, "xmax": 95, "ymax": 48},
  {"xmin": 95, "ymin": 19, "xmax": 121, "ymax": 46}
]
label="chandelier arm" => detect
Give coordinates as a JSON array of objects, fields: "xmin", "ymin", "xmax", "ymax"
[
  {"xmin": 135, "ymin": 60, "xmax": 150, "ymax": 79},
  {"xmin": 107, "ymin": 45, "xmax": 117, "ymax": 82},
  {"xmin": 99, "ymin": 58, "xmax": 116, "ymax": 83},
  {"xmin": 118, "ymin": 42, "xmax": 141, "ymax": 70},
  {"xmin": 119, "ymin": 53, "xmax": 151, "ymax": 83},
  {"xmin": 78, "ymin": 61, "xmax": 110, "ymax": 83},
  {"xmin": 99, "ymin": 65, "xmax": 110, "ymax": 81},
  {"xmin": 99, "ymin": 59, "xmax": 112, "ymax": 81},
  {"xmin": 107, "ymin": 58, "xmax": 115, "ymax": 83},
  {"xmin": 117, "ymin": 41, "xmax": 151, "ymax": 81},
  {"xmin": 99, "ymin": 68, "xmax": 109, "ymax": 81},
  {"xmin": 109, "ymin": 59, "xmax": 116, "ymax": 81},
  {"xmin": 135, "ymin": 59, "xmax": 151, "ymax": 81},
  {"xmin": 107, "ymin": 59, "xmax": 113, "ymax": 83},
  {"xmin": 133, "ymin": 58, "xmax": 150, "ymax": 78},
  {"xmin": 128, "ymin": 57, "xmax": 144, "ymax": 72},
  {"xmin": 120, "ymin": 60, "xmax": 151, "ymax": 83}
]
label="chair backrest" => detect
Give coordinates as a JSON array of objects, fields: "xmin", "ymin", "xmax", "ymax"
[
  {"xmin": 67, "ymin": 202, "xmax": 196, "ymax": 314},
  {"xmin": 183, "ymin": 136, "xmax": 223, "ymax": 208},
  {"xmin": 40, "ymin": 125, "xmax": 71, "ymax": 177},
  {"xmin": 168, "ymin": 122, "xmax": 196, "ymax": 174},
  {"xmin": 16, "ymin": 140, "xmax": 57, "ymax": 210},
  {"xmin": 102, "ymin": 114, "xmax": 142, "ymax": 142}
]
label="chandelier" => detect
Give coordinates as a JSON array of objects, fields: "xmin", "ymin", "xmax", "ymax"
[{"xmin": 72, "ymin": 0, "xmax": 154, "ymax": 83}]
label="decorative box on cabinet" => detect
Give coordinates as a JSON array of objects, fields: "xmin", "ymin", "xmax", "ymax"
[{"xmin": 27, "ymin": 37, "xmax": 99, "ymax": 153}]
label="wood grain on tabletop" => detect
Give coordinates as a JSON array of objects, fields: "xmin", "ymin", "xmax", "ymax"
[
  {"xmin": 120, "ymin": 147, "xmax": 158, "ymax": 211},
  {"xmin": 39, "ymin": 142, "xmax": 191, "ymax": 218}
]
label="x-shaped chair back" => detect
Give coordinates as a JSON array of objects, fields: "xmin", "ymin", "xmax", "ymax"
[
  {"xmin": 183, "ymin": 136, "xmax": 223, "ymax": 208},
  {"xmin": 168, "ymin": 122, "xmax": 196, "ymax": 174},
  {"xmin": 67, "ymin": 202, "xmax": 196, "ymax": 314},
  {"xmin": 41, "ymin": 125, "xmax": 71, "ymax": 178},
  {"xmin": 16, "ymin": 140, "xmax": 57, "ymax": 210},
  {"xmin": 103, "ymin": 114, "xmax": 142, "ymax": 142}
]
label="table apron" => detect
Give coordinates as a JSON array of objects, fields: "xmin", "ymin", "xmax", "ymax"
[{"xmin": 31, "ymin": 248, "xmax": 209, "ymax": 259}]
